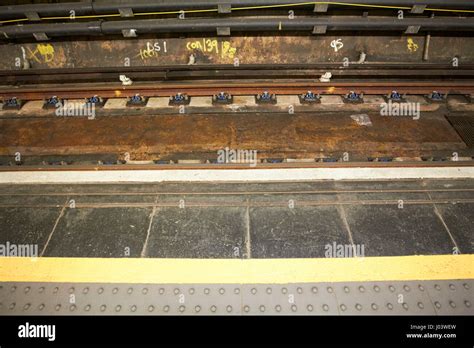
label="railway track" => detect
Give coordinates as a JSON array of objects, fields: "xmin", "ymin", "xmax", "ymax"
[
  {"xmin": 2, "ymin": 64, "xmax": 474, "ymax": 100},
  {"xmin": 0, "ymin": 62, "xmax": 474, "ymax": 96},
  {"xmin": 1, "ymin": 80, "xmax": 474, "ymax": 100}
]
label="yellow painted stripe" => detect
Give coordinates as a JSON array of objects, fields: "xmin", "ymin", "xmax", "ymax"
[{"xmin": 0, "ymin": 255, "xmax": 472, "ymax": 284}]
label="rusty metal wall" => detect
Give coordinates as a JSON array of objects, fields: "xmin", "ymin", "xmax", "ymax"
[{"xmin": 0, "ymin": 34, "xmax": 473, "ymax": 69}]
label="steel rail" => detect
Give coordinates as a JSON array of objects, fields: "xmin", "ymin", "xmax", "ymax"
[
  {"xmin": 2, "ymin": 65, "xmax": 474, "ymax": 85},
  {"xmin": 1, "ymin": 80, "xmax": 473, "ymax": 99},
  {"xmin": 3, "ymin": 71, "xmax": 473, "ymax": 85},
  {"xmin": 2, "ymin": 63, "xmax": 473, "ymax": 76}
]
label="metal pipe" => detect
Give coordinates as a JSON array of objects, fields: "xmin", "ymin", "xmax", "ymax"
[
  {"xmin": 1, "ymin": 21, "xmax": 103, "ymax": 39},
  {"xmin": 1, "ymin": 0, "xmax": 474, "ymax": 19},
  {"xmin": 92, "ymin": 0, "xmax": 474, "ymax": 13},
  {"xmin": 0, "ymin": 2, "xmax": 93, "ymax": 19},
  {"xmin": 102, "ymin": 17, "xmax": 474, "ymax": 33},
  {"xmin": 1, "ymin": 17, "xmax": 473, "ymax": 40}
]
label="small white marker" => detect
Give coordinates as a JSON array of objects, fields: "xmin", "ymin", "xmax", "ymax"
[{"xmin": 119, "ymin": 74, "xmax": 133, "ymax": 86}]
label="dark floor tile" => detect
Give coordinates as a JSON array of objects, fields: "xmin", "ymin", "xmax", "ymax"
[
  {"xmin": 43, "ymin": 207, "xmax": 151, "ymax": 257},
  {"xmin": 435, "ymin": 203, "xmax": 474, "ymax": 254},
  {"xmin": 0, "ymin": 207, "xmax": 61, "ymax": 253},
  {"xmin": 345, "ymin": 205, "xmax": 456, "ymax": 256},
  {"xmin": 250, "ymin": 206, "xmax": 350, "ymax": 258},
  {"xmin": 146, "ymin": 207, "xmax": 246, "ymax": 258}
]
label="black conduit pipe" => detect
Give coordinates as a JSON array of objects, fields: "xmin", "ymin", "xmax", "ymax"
[
  {"xmin": 1, "ymin": 17, "xmax": 474, "ymax": 40},
  {"xmin": 1, "ymin": 0, "xmax": 474, "ymax": 19}
]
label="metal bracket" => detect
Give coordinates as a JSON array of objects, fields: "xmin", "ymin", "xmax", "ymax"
[
  {"xmin": 384, "ymin": 91, "xmax": 406, "ymax": 103},
  {"xmin": 169, "ymin": 93, "xmax": 191, "ymax": 106},
  {"xmin": 299, "ymin": 91, "xmax": 321, "ymax": 104},
  {"xmin": 33, "ymin": 33, "xmax": 49, "ymax": 41},
  {"xmin": 255, "ymin": 92, "xmax": 277, "ymax": 104},
  {"xmin": 405, "ymin": 26, "xmax": 421, "ymax": 34},
  {"xmin": 218, "ymin": 3, "xmax": 232, "ymax": 14},
  {"xmin": 2, "ymin": 97, "xmax": 24, "ymax": 110},
  {"xmin": 212, "ymin": 92, "xmax": 233, "ymax": 105},
  {"xmin": 425, "ymin": 91, "xmax": 446, "ymax": 103},
  {"xmin": 343, "ymin": 91, "xmax": 364, "ymax": 104},
  {"xmin": 86, "ymin": 96, "xmax": 106, "ymax": 108},
  {"xmin": 217, "ymin": 27, "xmax": 231, "ymax": 36},
  {"xmin": 24, "ymin": 11, "xmax": 41, "ymax": 21},
  {"xmin": 43, "ymin": 96, "xmax": 62, "ymax": 109},
  {"xmin": 312, "ymin": 26, "xmax": 327, "ymax": 34},
  {"xmin": 119, "ymin": 8, "xmax": 134, "ymax": 17},
  {"xmin": 313, "ymin": 4, "xmax": 328, "ymax": 12},
  {"xmin": 126, "ymin": 94, "xmax": 148, "ymax": 107},
  {"xmin": 122, "ymin": 29, "xmax": 137, "ymax": 38},
  {"xmin": 411, "ymin": 5, "xmax": 426, "ymax": 14}
]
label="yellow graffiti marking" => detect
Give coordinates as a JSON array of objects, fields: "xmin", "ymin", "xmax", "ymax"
[
  {"xmin": 407, "ymin": 38, "xmax": 419, "ymax": 52},
  {"xmin": 136, "ymin": 41, "xmax": 168, "ymax": 61},
  {"xmin": 186, "ymin": 39, "xmax": 237, "ymax": 59},
  {"xmin": 138, "ymin": 43, "xmax": 157, "ymax": 60},
  {"xmin": 27, "ymin": 43, "xmax": 55, "ymax": 63}
]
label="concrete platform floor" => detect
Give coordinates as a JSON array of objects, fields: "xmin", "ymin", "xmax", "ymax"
[{"xmin": 0, "ymin": 179, "xmax": 472, "ymax": 258}]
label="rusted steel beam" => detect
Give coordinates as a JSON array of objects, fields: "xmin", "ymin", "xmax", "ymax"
[{"xmin": 0, "ymin": 112, "xmax": 465, "ymax": 160}]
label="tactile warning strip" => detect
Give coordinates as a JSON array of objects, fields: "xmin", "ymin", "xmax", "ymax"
[{"xmin": 0, "ymin": 280, "xmax": 472, "ymax": 315}]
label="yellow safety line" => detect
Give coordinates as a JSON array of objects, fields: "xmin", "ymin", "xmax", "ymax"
[
  {"xmin": 1, "ymin": 1, "xmax": 473, "ymax": 25},
  {"xmin": 0, "ymin": 255, "xmax": 472, "ymax": 284}
]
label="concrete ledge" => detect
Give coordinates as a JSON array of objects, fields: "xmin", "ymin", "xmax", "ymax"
[{"xmin": 0, "ymin": 166, "xmax": 473, "ymax": 184}]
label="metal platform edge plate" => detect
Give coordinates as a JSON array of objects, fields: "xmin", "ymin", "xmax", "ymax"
[{"xmin": 1, "ymin": 280, "xmax": 472, "ymax": 315}]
